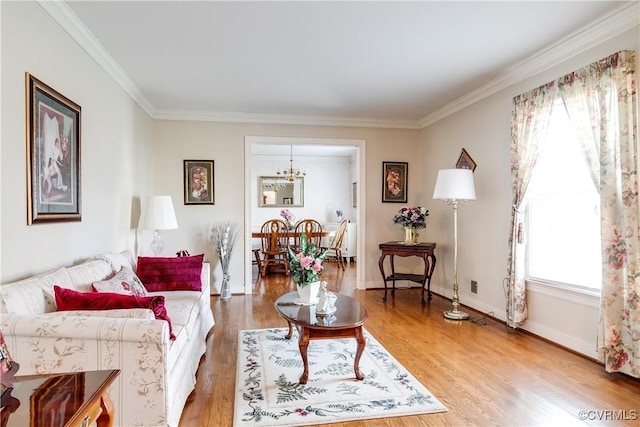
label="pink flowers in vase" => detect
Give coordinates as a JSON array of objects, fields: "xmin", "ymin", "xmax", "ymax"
[
  {"xmin": 392, "ymin": 206, "xmax": 429, "ymax": 229},
  {"xmin": 280, "ymin": 208, "xmax": 295, "ymax": 228},
  {"xmin": 288, "ymin": 233, "xmax": 328, "ymax": 287}
]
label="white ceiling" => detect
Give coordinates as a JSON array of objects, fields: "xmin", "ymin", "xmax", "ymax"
[{"xmin": 46, "ymin": 1, "xmax": 636, "ymax": 130}]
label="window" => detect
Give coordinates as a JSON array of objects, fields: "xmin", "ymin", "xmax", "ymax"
[{"xmin": 525, "ymin": 100, "xmax": 602, "ymax": 290}]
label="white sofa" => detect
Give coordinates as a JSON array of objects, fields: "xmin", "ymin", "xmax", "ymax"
[{"xmin": 0, "ymin": 250, "xmax": 215, "ymax": 427}]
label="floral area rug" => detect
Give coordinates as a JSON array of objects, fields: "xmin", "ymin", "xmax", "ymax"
[{"xmin": 234, "ymin": 327, "xmax": 447, "ymax": 426}]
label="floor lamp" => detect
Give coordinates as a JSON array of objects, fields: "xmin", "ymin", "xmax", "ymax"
[
  {"xmin": 433, "ymin": 169, "xmax": 476, "ymax": 320},
  {"xmin": 141, "ymin": 195, "xmax": 178, "ymax": 256}
]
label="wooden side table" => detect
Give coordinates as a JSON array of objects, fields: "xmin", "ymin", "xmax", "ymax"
[
  {"xmin": 378, "ymin": 241, "xmax": 437, "ymax": 305},
  {"xmin": 1, "ymin": 369, "xmax": 119, "ymax": 427}
]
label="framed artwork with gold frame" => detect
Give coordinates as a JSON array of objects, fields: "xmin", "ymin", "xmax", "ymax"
[
  {"xmin": 382, "ymin": 161, "xmax": 408, "ymax": 203},
  {"xmin": 184, "ymin": 160, "xmax": 214, "ymax": 205},
  {"xmin": 26, "ymin": 73, "xmax": 82, "ymax": 224}
]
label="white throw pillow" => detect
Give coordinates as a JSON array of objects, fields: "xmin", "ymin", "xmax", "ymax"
[
  {"xmin": 96, "ymin": 250, "xmax": 136, "ymax": 273},
  {"xmin": 91, "ymin": 266, "xmax": 148, "ymax": 297}
]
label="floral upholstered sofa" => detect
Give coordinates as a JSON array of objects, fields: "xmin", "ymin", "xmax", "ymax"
[{"xmin": 0, "ymin": 250, "xmax": 215, "ymax": 427}]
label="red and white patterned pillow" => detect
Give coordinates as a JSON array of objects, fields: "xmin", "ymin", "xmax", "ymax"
[{"xmin": 92, "ymin": 266, "xmax": 148, "ymax": 297}]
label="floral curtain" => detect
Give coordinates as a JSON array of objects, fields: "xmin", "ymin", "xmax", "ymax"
[
  {"xmin": 559, "ymin": 51, "xmax": 638, "ymax": 378},
  {"xmin": 507, "ymin": 83, "xmax": 558, "ymax": 327}
]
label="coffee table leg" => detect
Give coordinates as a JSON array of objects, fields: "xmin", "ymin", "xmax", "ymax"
[
  {"xmin": 284, "ymin": 321, "xmax": 294, "ymax": 339},
  {"xmin": 298, "ymin": 328, "xmax": 310, "ymax": 384},
  {"xmin": 354, "ymin": 326, "xmax": 366, "ymax": 380}
]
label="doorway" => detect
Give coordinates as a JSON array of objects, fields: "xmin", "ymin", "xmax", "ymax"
[{"xmin": 244, "ymin": 136, "xmax": 366, "ymax": 295}]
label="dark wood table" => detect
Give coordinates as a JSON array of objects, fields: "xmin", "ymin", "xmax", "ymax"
[
  {"xmin": 252, "ymin": 230, "xmax": 330, "ymax": 275},
  {"xmin": 274, "ymin": 292, "xmax": 368, "ymax": 384},
  {"xmin": 378, "ymin": 241, "xmax": 437, "ymax": 305},
  {"xmin": 251, "ymin": 231, "xmax": 329, "ymax": 239},
  {"xmin": 1, "ymin": 369, "xmax": 120, "ymax": 427}
]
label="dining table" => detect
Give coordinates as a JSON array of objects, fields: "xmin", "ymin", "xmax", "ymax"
[
  {"xmin": 252, "ymin": 230, "xmax": 330, "ymax": 274},
  {"xmin": 251, "ymin": 230, "xmax": 329, "ymax": 239}
]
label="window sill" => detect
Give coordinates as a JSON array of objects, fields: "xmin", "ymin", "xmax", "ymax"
[{"xmin": 525, "ymin": 278, "xmax": 600, "ymax": 308}]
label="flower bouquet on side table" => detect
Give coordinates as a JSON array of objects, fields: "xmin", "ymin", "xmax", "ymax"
[
  {"xmin": 288, "ymin": 232, "xmax": 328, "ymax": 305},
  {"xmin": 392, "ymin": 206, "xmax": 429, "ymax": 245}
]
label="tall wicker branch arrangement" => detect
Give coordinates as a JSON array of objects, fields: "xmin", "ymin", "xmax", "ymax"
[{"xmin": 211, "ymin": 222, "xmax": 238, "ymax": 300}]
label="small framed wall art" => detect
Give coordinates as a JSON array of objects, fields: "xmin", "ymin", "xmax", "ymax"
[
  {"xmin": 455, "ymin": 148, "xmax": 477, "ymax": 172},
  {"xmin": 352, "ymin": 182, "xmax": 357, "ymax": 208},
  {"xmin": 382, "ymin": 161, "xmax": 408, "ymax": 203},
  {"xmin": 184, "ymin": 160, "xmax": 214, "ymax": 205},
  {"xmin": 26, "ymin": 73, "xmax": 82, "ymax": 225}
]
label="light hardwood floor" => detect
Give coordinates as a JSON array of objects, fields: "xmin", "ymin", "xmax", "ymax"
[{"xmin": 179, "ymin": 262, "xmax": 640, "ymax": 426}]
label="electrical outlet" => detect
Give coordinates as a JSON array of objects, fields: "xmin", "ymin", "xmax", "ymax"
[{"xmin": 471, "ymin": 280, "xmax": 478, "ymax": 294}]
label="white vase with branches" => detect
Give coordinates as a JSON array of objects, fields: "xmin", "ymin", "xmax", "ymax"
[{"xmin": 211, "ymin": 222, "xmax": 238, "ymax": 300}]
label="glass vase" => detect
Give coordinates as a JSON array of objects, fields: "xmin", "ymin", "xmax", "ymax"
[{"xmin": 220, "ymin": 273, "xmax": 231, "ymax": 300}]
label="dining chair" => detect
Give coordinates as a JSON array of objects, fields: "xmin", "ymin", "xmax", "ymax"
[
  {"xmin": 251, "ymin": 248, "xmax": 262, "ymax": 270},
  {"xmin": 259, "ymin": 219, "xmax": 290, "ymax": 276},
  {"xmin": 321, "ymin": 219, "xmax": 348, "ymax": 270},
  {"xmin": 293, "ymin": 219, "xmax": 323, "ymax": 252}
]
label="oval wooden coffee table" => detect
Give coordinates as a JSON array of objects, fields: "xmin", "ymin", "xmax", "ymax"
[{"xmin": 274, "ymin": 292, "xmax": 369, "ymax": 384}]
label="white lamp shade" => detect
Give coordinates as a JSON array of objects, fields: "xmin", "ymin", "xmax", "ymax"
[
  {"xmin": 433, "ymin": 169, "xmax": 476, "ymax": 201},
  {"xmin": 141, "ymin": 195, "xmax": 178, "ymax": 230}
]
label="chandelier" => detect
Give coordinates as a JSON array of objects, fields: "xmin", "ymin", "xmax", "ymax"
[
  {"xmin": 262, "ymin": 178, "xmax": 287, "ymax": 192},
  {"xmin": 275, "ymin": 145, "xmax": 305, "ymax": 182}
]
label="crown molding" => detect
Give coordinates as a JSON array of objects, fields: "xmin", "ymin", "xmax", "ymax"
[
  {"xmin": 38, "ymin": 0, "xmax": 156, "ymax": 117},
  {"xmin": 38, "ymin": 0, "xmax": 419, "ymax": 129},
  {"xmin": 152, "ymin": 109, "xmax": 421, "ymax": 129},
  {"xmin": 41, "ymin": 1, "xmax": 637, "ymax": 130},
  {"xmin": 418, "ymin": 2, "xmax": 639, "ymax": 128}
]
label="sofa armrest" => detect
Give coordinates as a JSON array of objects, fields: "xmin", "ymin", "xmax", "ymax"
[
  {"xmin": 202, "ymin": 261, "xmax": 210, "ymax": 294},
  {"xmin": 1, "ymin": 313, "xmax": 170, "ymax": 373},
  {"xmin": 1, "ymin": 313, "xmax": 171, "ymax": 426},
  {"xmin": 46, "ymin": 308, "xmax": 156, "ymax": 319}
]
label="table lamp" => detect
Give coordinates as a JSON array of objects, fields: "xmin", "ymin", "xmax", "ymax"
[{"xmin": 141, "ymin": 195, "xmax": 178, "ymax": 256}]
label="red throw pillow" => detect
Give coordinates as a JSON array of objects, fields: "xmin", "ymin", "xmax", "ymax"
[
  {"xmin": 54, "ymin": 285, "xmax": 175, "ymax": 340},
  {"xmin": 136, "ymin": 254, "xmax": 204, "ymax": 292}
]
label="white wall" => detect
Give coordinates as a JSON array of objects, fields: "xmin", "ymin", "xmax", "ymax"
[
  {"xmin": 419, "ymin": 27, "xmax": 639, "ymax": 358},
  {"xmin": 152, "ymin": 121, "xmax": 420, "ymax": 295},
  {"xmin": 1, "ymin": 1, "xmax": 153, "ymax": 283}
]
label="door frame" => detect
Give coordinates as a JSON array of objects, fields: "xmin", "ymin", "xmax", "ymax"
[{"xmin": 244, "ymin": 136, "xmax": 366, "ymax": 294}]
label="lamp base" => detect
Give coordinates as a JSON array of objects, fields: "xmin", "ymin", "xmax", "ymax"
[
  {"xmin": 443, "ymin": 309, "xmax": 469, "ymax": 320},
  {"xmin": 150, "ymin": 229, "xmax": 164, "ymax": 256}
]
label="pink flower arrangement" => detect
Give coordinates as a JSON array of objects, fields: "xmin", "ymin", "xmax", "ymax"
[
  {"xmin": 392, "ymin": 206, "xmax": 429, "ymax": 229},
  {"xmin": 288, "ymin": 233, "xmax": 328, "ymax": 287},
  {"xmin": 280, "ymin": 208, "xmax": 295, "ymax": 227}
]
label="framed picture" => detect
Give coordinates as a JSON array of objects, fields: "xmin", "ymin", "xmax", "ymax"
[
  {"xmin": 456, "ymin": 148, "xmax": 477, "ymax": 172},
  {"xmin": 382, "ymin": 161, "xmax": 408, "ymax": 203},
  {"xmin": 184, "ymin": 160, "xmax": 214, "ymax": 205},
  {"xmin": 352, "ymin": 182, "xmax": 357, "ymax": 208},
  {"xmin": 26, "ymin": 73, "xmax": 81, "ymax": 224}
]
